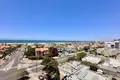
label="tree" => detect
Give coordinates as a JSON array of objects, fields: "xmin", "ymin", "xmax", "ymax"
[
  {"xmin": 2, "ymin": 47, "xmax": 13, "ymax": 58},
  {"xmin": 96, "ymin": 46, "xmax": 104, "ymax": 49},
  {"xmin": 28, "ymin": 56, "xmax": 43, "ymax": 60},
  {"xmin": 90, "ymin": 49, "xmax": 97, "ymax": 55},
  {"xmin": 35, "ymin": 44, "xmax": 39, "ymax": 48},
  {"xmin": 24, "ymin": 46, "xmax": 35, "ymax": 57},
  {"xmin": 67, "ymin": 56, "xmax": 76, "ymax": 62},
  {"xmin": 49, "ymin": 47, "xmax": 58, "ymax": 57},
  {"xmin": 17, "ymin": 69, "xmax": 29, "ymax": 80},
  {"xmin": 41, "ymin": 56, "xmax": 52, "ymax": 65},
  {"xmin": 81, "ymin": 61, "xmax": 97, "ymax": 67},
  {"xmin": 77, "ymin": 52, "xmax": 87, "ymax": 60},
  {"xmin": 41, "ymin": 56, "xmax": 60, "ymax": 80},
  {"xmin": 17, "ymin": 44, "xmax": 22, "ymax": 48},
  {"xmin": 84, "ymin": 46, "xmax": 90, "ymax": 52}
]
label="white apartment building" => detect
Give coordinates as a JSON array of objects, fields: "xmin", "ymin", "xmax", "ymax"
[
  {"xmin": 105, "ymin": 40, "xmax": 120, "ymax": 49},
  {"xmin": 105, "ymin": 41, "xmax": 115, "ymax": 48}
]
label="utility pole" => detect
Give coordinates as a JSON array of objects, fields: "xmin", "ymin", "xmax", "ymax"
[{"xmin": 36, "ymin": 55, "xmax": 38, "ymax": 73}]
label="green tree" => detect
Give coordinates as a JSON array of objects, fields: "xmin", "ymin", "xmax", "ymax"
[
  {"xmin": 41, "ymin": 56, "xmax": 60, "ymax": 80},
  {"xmin": 81, "ymin": 61, "xmax": 97, "ymax": 67},
  {"xmin": 77, "ymin": 52, "xmax": 87, "ymax": 60},
  {"xmin": 96, "ymin": 46, "xmax": 104, "ymax": 49},
  {"xmin": 49, "ymin": 47, "xmax": 58, "ymax": 57},
  {"xmin": 24, "ymin": 46, "xmax": 35, "ymax": 57},
  {"xmin": 41, "ymin": 56, "xmax": 52, "ymax": 65},
  {"xmin": 2, "ymin": 47, "xmax": 13, "ymax": 58},
  {"xmin": 84, "ymin": 46, "xmax": 90, "ymax": 52},
  {"xmin": 67, "ymin": 56, "xmax": 76, "ymax": 62},
  {"xmin": 17, "ymin": 69, "xmax": 29, "ymax": 80}
]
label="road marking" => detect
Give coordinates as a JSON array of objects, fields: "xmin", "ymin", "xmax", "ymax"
[
  {"xmin": 3, "ymin": 59, "xmax": 15, "ymax": 71},
  {"xmin": 0, "ymin": 47, "xmax": 26, "ymax": 72},
  {"xmin": 29, "ymin": 73, "xmax": 39, "ymax": 80}
]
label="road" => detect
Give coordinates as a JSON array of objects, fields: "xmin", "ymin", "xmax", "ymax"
[{"xmin": 0, "ymin": 46, "xmax": 26, "ymax": 80}]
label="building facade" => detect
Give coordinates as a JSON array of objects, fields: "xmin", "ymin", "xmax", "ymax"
[
  {"xmin": 35, "ymin": 48, "xmax": 49, "ymax": 56},
  {"xmin": 35, "ymin": 47, "xmax": 58, "ymax": 56}
]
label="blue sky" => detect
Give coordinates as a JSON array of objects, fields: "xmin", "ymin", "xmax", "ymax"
[{"xmin": 0, "ymin": 0, "xmax": 120, "ymax": 40}]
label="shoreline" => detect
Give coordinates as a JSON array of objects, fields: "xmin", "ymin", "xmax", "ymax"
[{"xmin": 0, "ymin": 40, "xmax": 96, "ymax": 44}]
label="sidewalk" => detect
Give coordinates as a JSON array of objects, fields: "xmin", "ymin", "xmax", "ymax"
[
  {"xmin": 21, "ymin": 58, "xmax": 42, "ymax": 64},
  {"xmin": 28, "ymin": 71, "xmax": 47, "ymax": 80},
  {"xmin": 29, "ymin": 73, "xmax": 40, "ymax": 80},
  {"xmin": 0, "ymin": 59, "xmax": 4, "ymax": 65},
  {"xmin": 0, "ymin": 55, "xmax": 10, "ymax": 66},
  {"xmin": 27, "ymin": 65, "xmax": 45, "ymax": 80}
]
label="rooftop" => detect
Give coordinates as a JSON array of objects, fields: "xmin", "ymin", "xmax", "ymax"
[
  {"xmin": 82, "ymin": 56, "xmax": 102, "ymax": 64},
  {"xmin": 59, "ymin": 61, "xmax": 108, "ymax": 80},
  {"xmin": 35, "ymin": 48, "xmax": 49, "ymax": 52}
]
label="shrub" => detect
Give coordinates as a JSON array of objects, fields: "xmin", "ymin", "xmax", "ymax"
[
  {"xmin": 49, "ymin": 47, "xmax": 58, "ymax": 57},
  {"xmin": 90, "ymin": 66, "xmax": 98, "ymax": 71},
  {"xmin": 84, "ymin": 46, "xmax": 90, "ymax": 52},
  {"xmin": 77, "ymin": 52, "xmax": 87, "ymax": 60},
  {"xmin": 28, "ymin": 56, "xmax": 43, "ymax": 60},
  {"xmin": 96, "ymin": 46, "xmax": 104, "ymax": 48},
  {"xmin": 67, "ymin": 56, "xmax": 76, "ymax": 62},
  {"xmin": 17, "ymin": 70, "xmax": 29, "ymax": 80},
  {"xmin": 17, "ymin": 76, "xmax": 30, "ymax": 80},
  {"xmin": 81, "ymin": 61, "xmax": 97, "ymax": 67}
]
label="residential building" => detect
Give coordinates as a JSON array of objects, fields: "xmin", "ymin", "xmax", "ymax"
[
  {"xmin": 103, "ymin": 48, "xmax": 118, "ymax": 57},
  {"xmin": 97, "ymin": 48, "xmax": 104, "ymax": 54},
  {"xmin": 105, "ymin": 40, "xmax": 120, "ymax": 49},
  {"xmin": 82, "ymin": 56, "xmax": 102, "ymax": 64},
  {"xmin": 35, "ymin": 47, "xmax": 58, "ymax": 56},
  {"xmin": 0, "ymin": 50, "xmax": 4, "ymax": 57},
  {"xmin": 59, "ymin": 61, "xmax": 108, "ymax": 80},
  {"xmin": 35, "ymin": 48, "xmax": 49, "ymax": 56},
  {"xmin": 105, "ymin": 41, "xmax": 115, "ymax": 48},
  {"xmin": 115, "ymin": 41, "xmax": 120, "ymax": 49},
  {"xmin": 98, "ymin": 58, "xmax": 120, "ymax": 78}
]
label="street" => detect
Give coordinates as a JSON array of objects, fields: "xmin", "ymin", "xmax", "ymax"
[{"xmin": 0, "ymin": 46, "xmax": 26, "ymax": 80}]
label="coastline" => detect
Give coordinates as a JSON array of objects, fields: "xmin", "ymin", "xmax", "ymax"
[{"xmin": 0, "ymin": 40, "xmax": 95, "ymax": 43}]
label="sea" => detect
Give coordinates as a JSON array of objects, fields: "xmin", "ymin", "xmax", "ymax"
[{"xmin": 0, "ymin": 40, "xmax": 95, "ymax": 43}]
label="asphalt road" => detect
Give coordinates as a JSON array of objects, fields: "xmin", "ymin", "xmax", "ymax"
[{"xmin": 0, "ymin": 46, "xmax": 26, "ymax": 80}]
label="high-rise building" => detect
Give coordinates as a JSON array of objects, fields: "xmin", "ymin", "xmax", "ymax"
[{"xmin": 115, "ymin": 41, "xmax": 119, "ymax": 49}]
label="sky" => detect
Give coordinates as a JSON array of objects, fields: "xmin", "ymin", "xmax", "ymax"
[{"xmin": 0, "ymin": 0, "xmax": 120, "ymax": 41}]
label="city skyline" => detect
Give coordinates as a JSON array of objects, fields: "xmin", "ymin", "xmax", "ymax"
[{"xmin": 0, "ymin": 0, "xmax": 120, "ymax": 40}]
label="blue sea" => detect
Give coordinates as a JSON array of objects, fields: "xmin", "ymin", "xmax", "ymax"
[{"xmin": 0, "ymin": 40, "xmax": 95, "ymax": 43}]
